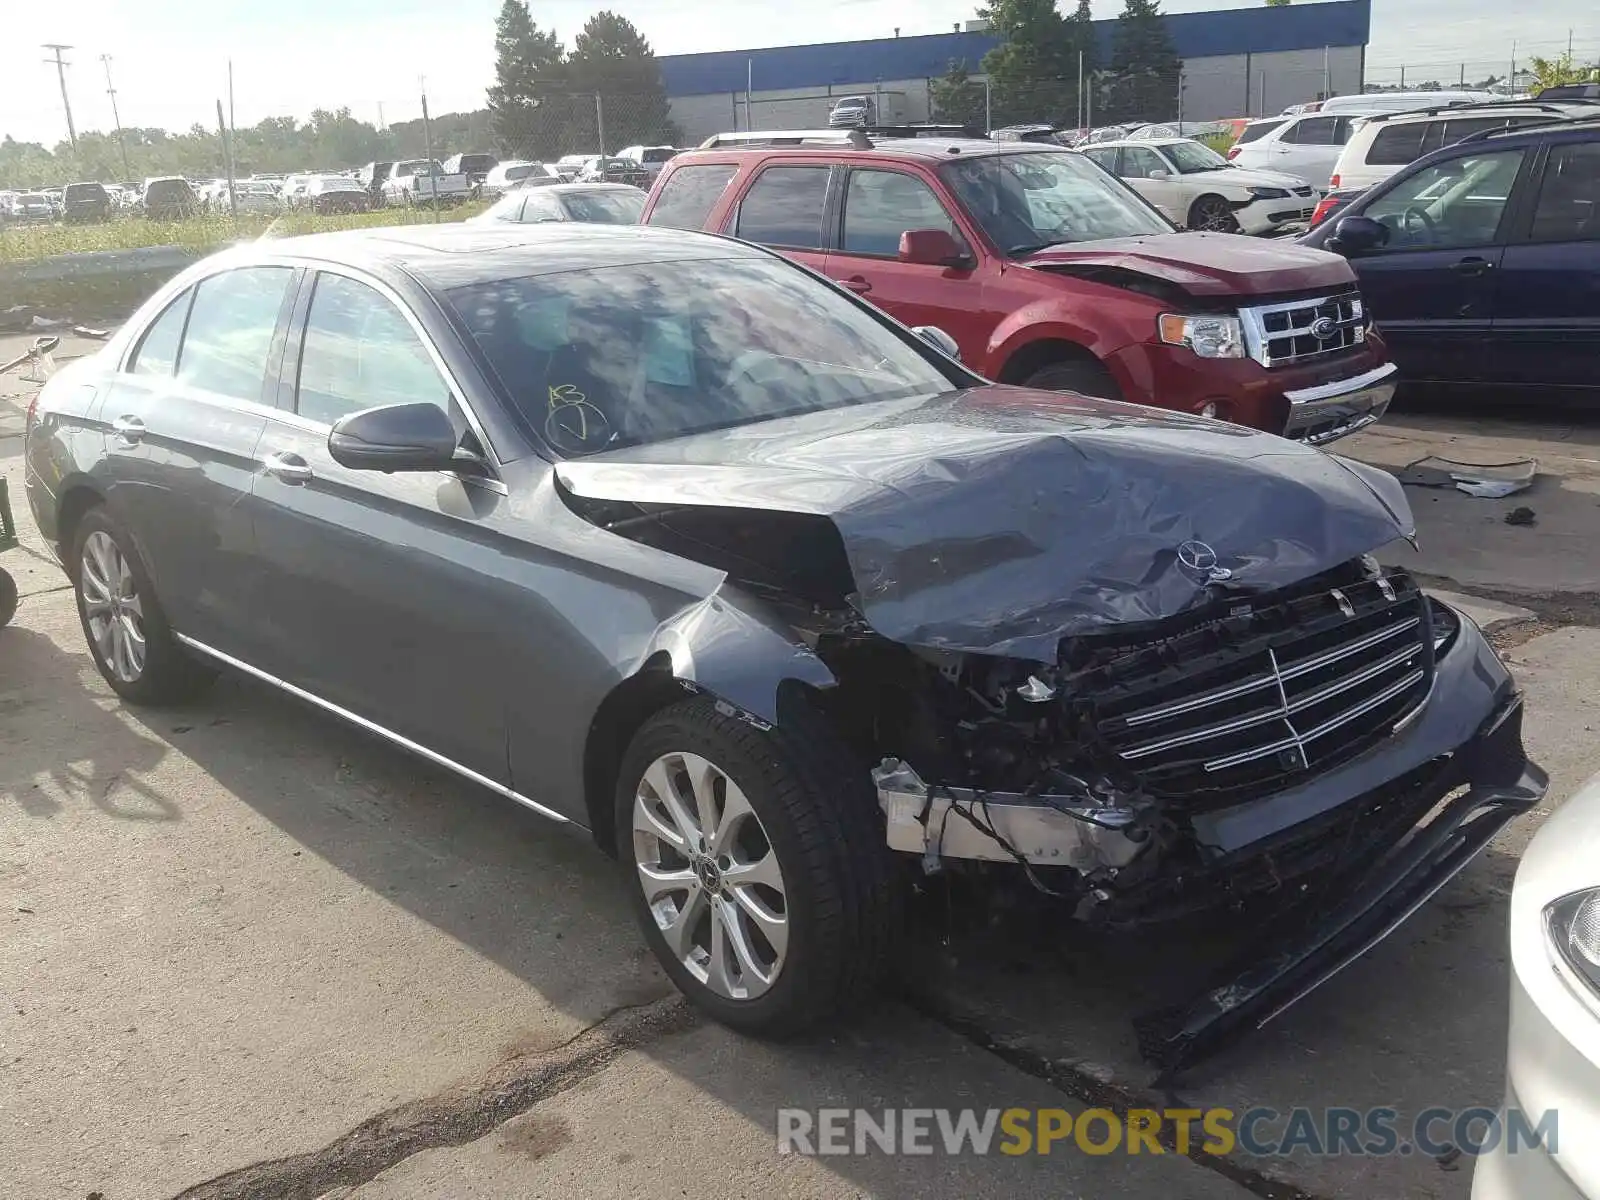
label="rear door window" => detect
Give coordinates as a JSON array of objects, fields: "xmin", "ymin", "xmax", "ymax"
[
  {"xmin": 176, "ymin": 267, "xmax": 295, "ymax": 401},
  {"xmin": 1528, "ymin": 141, "xmax": 1600, "ymax": 243},
  {"xmin": 646, "ymin": 164, "xmax": 738, "ymax": 229},
  {"xmin": 733, "ymin": 166, "xmax": 831, "ymax": 249},
  {"xmin": 1284, "ymin": 116, "xmax": 1341, "ymax": 146},
  {"xmin": 1365, "ymin": 121, "xmax": 1437, "ymax": 166},
  {"xmin": 1235, "ymin": 120, "xmax": 1285, "ymax": 145},
  {"xmin": 129, "ymin": 290, "xmax": 194, "ymax": 377}
]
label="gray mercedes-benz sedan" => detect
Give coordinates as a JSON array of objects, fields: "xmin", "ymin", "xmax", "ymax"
[{"xmin": 23, "ymin": 224, "xmax": 1544, "ymax": 1066}]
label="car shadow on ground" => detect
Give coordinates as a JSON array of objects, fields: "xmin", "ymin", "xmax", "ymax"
[
  {"xmin": 88, "ymin": 650, "xmax": 1523, "ymax": 1198},
  {"xmin": 0, "ymin": 625, "xmax": 177, "ymax": 821}
]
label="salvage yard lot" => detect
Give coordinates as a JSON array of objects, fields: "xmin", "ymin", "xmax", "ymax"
[{"xmin": 4, "ymin": 347, "xmax": 1600, "ymax": 1199}]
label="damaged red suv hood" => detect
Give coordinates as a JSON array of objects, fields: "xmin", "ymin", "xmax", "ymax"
[
  {"xmin": 555, "ymin": 386, "xmax": 1414, "ymax": 661},
  {"xmin": 1025, "ymin": 232, "xmax": 1356, "ymax": 297}
]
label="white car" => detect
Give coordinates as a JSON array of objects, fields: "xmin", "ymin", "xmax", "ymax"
[
  {"xmin": 382, "ymin": 159, "xmax": 471, "ymax": 207},
  {"xmin": 482, "ymin": 160, "xmax": 562, "ymax": 196},
  {"xmin": 1472, "ymin": 770, "xmax": 1600, "ymax": 1199},
  {"xmin": 615, "ymin": 144, "xmax": 678, "ymax": 181},
  {"xmin": 1328, "ymin": 101, "xmax": 1586, "ymax": 192},
  {"xmin": 216, "ymin": 181, "xmax": 284, "ymax": 215},
  {"xmin": 1081, "ymin": 138, "xmax": 1318, "ymax": 234},
  {"xmin": 1227, "ymin": 111, "xmax": 1380, "ymax": 190}
]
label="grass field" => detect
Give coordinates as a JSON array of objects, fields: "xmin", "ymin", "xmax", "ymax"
[{"xmin": 0, "ymin": 200, "xmax": 493, "ymax": 265}]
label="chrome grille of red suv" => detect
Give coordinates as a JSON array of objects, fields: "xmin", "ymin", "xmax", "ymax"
[{"xmin": 1240, "ymin": 290, "xmax": 1366, "ymax": 367}]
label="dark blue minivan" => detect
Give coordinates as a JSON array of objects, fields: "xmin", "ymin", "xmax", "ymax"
[{"xmin": 1302, "ymin": 116, "xmax": 1600, "ymax": 400}]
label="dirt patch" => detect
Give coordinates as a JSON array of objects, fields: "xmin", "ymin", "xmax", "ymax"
[{"xmin": 498, "ymin": 1113, "xmax": 574, "ymax": 1161}]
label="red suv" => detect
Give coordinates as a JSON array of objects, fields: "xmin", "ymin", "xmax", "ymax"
[{"xmin": 642, "ymin": 137, "xmax": 1397, "ymax": 444}]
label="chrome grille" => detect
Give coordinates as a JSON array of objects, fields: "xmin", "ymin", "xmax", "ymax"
[
  {"xmin": 1240, "ymin": 290, "xmax": 1366, "ymax": 367},
  {"xmin": 1081, "ymin": 574, "xmax": 1433, "ymax": 806}
]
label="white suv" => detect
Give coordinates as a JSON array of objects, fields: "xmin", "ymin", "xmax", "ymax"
[
  {"xmin": 1329, "ymin": 101, "xmax": 1597, "ymax": 191},
  {"xmin": 1228, "ymin": 111, "xmax": 1378, "ymax": 190}
]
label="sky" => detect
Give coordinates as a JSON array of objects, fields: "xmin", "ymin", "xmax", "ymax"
[{"xmin": 4, "ymin": 0, "xmax": 1597, "ymax": 146}]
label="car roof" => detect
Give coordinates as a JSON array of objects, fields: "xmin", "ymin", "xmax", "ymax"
[
  {"xmin": 1356, "ymin": 99, "xmax": 1600, "ymax": 127},
  {"xmin": 254, "ymin": 222, "xmax": 762, "ymax": 290},
  {"xmin": 1086, "ymin": 138, "xmax": 1212, "ymax": 150},
  {"xmin": 677, "ymin": 137, "xmax": 1067, "ymax": 165}
]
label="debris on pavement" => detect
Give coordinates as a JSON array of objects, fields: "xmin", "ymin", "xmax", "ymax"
[
  {"xmin": 1505, "ymin": 506, "xmax": 1538, "ymax": 527},
  {"xmin": 1398, "ymin": 455, "xmax": 1538, "ymax": 497}
]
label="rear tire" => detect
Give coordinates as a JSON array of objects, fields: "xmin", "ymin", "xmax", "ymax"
[
  {"xmin": 616, "ymin": 695, "xmax": 901, "ymax": 1036},
  {"xmin": 1024, "ymin": 356, "xmax": 1122, "ymax": 400},
  {"xmin": 0, "ymin": 568, "xmax": 17, "ymax": 627},
  {"xmin": 71, "ymin": 506, "xmax": 213, "ymax": 705}
]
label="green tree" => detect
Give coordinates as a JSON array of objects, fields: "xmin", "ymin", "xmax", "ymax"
[
  {"xmin": 1264, "ymin": 0, "xmax": 1290, "ymax": 7},
  {"xmin": 980, "ymin": 0, "xmax": 1080, "ymax": 125},
  {"xmin": 566, "ymin": 11, "xmax": 677, "ymax": 150},
  {"xmin": 1106, "ymin": 0, "xmax": 1181, "ymax": 123},
  {"xmin": 930, "ymin": 60, "xmax": 988, "ymax": 130},
  {"xmin": 1063, "ymin": 0, "xmax": 1097, "ymax": 125},
  {"xmin": 486, "ymin": 0, "xmax": 566, "ymax": 157},
  {"xmin": 1530, "ymin": 52, "xmax": 1599, "ymax": 93}
]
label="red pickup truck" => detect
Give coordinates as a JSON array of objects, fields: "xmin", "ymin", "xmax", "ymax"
[{"xmin": 641, "ymin": 136, "xmax": 1397, "ymax": 445}]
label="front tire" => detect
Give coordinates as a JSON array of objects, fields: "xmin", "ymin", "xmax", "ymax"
[
  {"xmin": 1188, "ymin": 194, "xmax": 1240, "ymax": 234},
  {"xmin": 71, "ymin": 506, "xmax": 213, "ymax": 705},
  {"xmin": 1024, "ymin": 356, "xmax": 1122, "ymax": 400},
  {"xmin": 616, "ymin": 696, "xmax": 901, "ymax": 1035}
]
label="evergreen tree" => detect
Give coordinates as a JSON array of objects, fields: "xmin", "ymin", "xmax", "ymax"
[
  {"xmin": 566, "ymin": 11, "xmax": 677, "ymax": 150},
  {"xmin": 980, "ymin": 0, "xmax": 1078, "ymax": 125},
  {"xmin": 486, "ymin": 0, "xmax": 566, "ymax": 157},
  {"xmin": 1063, "ymin": 0, "xmax": 1098, "ymax": 126},
  {"xmin": 1107, "ymin": 0, "xmax": 1182, "ymax": 123},
  {"xmin": 930, "ymin": 60, "xmax": 988, "ymax": 131}
]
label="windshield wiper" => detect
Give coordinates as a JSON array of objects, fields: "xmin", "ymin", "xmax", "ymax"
[{"xmin": 1007, "ymin": 240, "xmax": 1066, "ymax": 257}]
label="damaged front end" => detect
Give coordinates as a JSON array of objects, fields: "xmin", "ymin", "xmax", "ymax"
[
  {"xmin": 554, "ymin": 392, "xmax": 1545, "ymax": 1071},
  {"xmin": 845, "ymin": 561, "xmax": 1544, "ymax": 1071}
]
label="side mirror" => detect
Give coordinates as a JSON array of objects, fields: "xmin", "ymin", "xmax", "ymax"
[
  {"xmin": 1329, "ymin": 214, "xmax": 1388, "ymax": 254},
  {"xmin": 1147, "ymin": 168, "xmax": 1170, "ymax": 181},
  {"xmin": 328, "ymin": 402, "xmax": 458, "ymax": 473},
  {"xmin": 898, "ymin": 228, "xmax": 972, "ymax": 269},
  {"xmin": 912, "ymin": 325, "xmax": 961, "ymax": 361}
]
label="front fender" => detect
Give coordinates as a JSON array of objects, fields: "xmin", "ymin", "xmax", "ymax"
[{"xmin": 640, "ymin": 585, "xmax": 836, "ymax": 726}]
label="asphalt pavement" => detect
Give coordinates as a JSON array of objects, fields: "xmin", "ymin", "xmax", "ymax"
[{"xmin": 4, "ymin": 338, "xmax": 1599, "ymax": 1200}]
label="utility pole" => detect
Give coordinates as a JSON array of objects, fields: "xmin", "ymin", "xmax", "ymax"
[
  {"xmin": 420, "ymin": 80, "xmax": 439, "ymax": 223},
  {"xmin": 377, "ymin": 101, "xmax": 385, "ymax": 131},
  {"xmin": 594, "ymin": 92, "xmax": 606, "ymax": 156},
  {"xmin": 101, "ymin": 53, "xmax": 131, "ymax": 179},
  {"xmin": 42, "ymin": 43, "xmax": 78, "ymax": 151}
]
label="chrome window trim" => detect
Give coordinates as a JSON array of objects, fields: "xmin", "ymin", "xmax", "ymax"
[{"xmin": 173, "ymin": 633, "xmax": 570, "ymax": 826}]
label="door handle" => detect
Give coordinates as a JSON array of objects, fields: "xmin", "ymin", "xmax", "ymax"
[
  {"xmin": 1453, "ymin": 257, "xmax": 1495, "ymax": 277},
  {"xmin": 840, "ymin": 276, "xmax": 873, "ymax": 294},
  {"xmin": 111, "ymin": 415, "xmax": 146, "ymax": 444},
  {"xmin": 263, "ymin": 450, "xmax": 314, "ymax": 485}
]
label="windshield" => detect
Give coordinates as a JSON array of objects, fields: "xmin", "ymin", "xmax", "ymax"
[
  {"xmin": 559, "ymin": 190, "xmax": 645, "ymax": 224},
  {"xmin": 1164, "ymin": 140, "xmax": 1229, "ymax": 173},
  {"xmin": 643, "ymin": 148, "xmax": 676, "ymax": 164},
  {"xmin": 941, "ymin": 150, "xmax": 1171, "ymax": 255},
  {"xmin": 447, "ymin": 256, "xmax": 957, "ymax": 458}
]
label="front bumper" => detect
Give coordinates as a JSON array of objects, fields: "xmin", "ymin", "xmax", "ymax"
[
  {"xmin": 1136, "ymin": 678, "xmax": 1544, "ymax": 1074},
  {"xmin": 1105, "ymin": 332, "xmax": 1393, "ymax": 445},
  {"xmin": 1233, "ymin": 195, "xmax": 1319, "ymax": 237},
  {"xmin": 1280, "ymin": 361, "xmax": 1398, "ymax": 446}
]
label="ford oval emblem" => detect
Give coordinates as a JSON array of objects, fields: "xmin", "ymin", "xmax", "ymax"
[{"xmin": 1309, "ymin": 315, "xmax": 1339, "ymax": 341}]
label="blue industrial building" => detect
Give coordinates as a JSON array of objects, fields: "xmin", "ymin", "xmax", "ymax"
[{"xmin": 658, "ymin": 0, "xmax": 1372, "ymax": 138}]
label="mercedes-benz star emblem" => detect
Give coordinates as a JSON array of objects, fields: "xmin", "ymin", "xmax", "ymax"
[
  {"xmin": 1309, "ymin": 315, "xmax": 1339, "ymax": 341},
  {"xmin": 1177, "ymin": 539, "xmax": 1233, "ymax": 582}
]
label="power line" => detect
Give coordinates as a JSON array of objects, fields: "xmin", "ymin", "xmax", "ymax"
[
  {"xmin": 42, "ymin": 43, "xmax": 78, "ymax": 151},
  {"xmin": 101, "ymin": 54, "xmax": 132, "ymax": 179}
]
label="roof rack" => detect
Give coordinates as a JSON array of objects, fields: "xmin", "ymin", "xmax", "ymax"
[
  {"xmin": 697, "ymin": 124, "xmax": 987, "ymax": 151},
  {"xmin": 1360, "ymin": 97, "xmax": 1600, "ymax": 125},
  {"xmin": 1463, "ymin": 107, "xmax": 1600, "ymax": 144}
]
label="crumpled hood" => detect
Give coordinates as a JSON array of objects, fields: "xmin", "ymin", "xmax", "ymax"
[
  {"xmin": 556, "ymin": 386, "xmax": 1414, "ymax": 661},
  {"xmin": 1196, "ymin": 165, "xmax": 1317, "ymax": 192},
  {"xmin": 1025, "ymin": 231, "xmax": 1355, "ymax": 297}
]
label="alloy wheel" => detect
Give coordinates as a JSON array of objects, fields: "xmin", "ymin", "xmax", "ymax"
[
  {"xmin": 1192, "ymin": 197, "xmax": 1239, "ymax": 233},
  {"xmin": 632, "ymin": 751, "xmax": 789, "ymax": 1001},
  {"xmin": 79, "ymin": 530, "xmax": 146, "ymax": 683}
]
